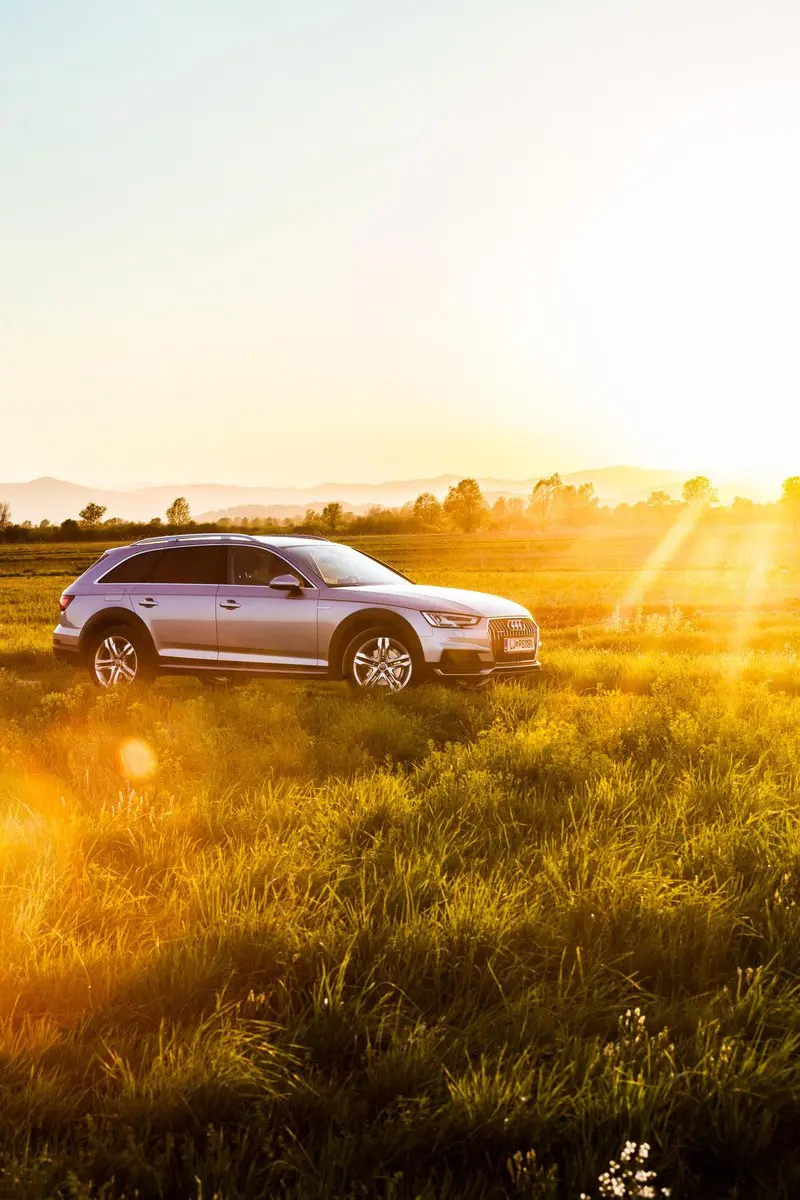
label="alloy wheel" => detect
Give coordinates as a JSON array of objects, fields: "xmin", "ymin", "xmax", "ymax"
[
  {"xmin": 352, "ymin": 635, "xmax": 413, "ymax": 692},
  {"xmin": 93, "ymin": 635, "xmax": 138, "ymax": 687}
]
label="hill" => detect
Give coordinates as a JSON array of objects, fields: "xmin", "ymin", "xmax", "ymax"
[{"xmin": 0, "ymin": 466, "xmax": 704, "ymax": 524}]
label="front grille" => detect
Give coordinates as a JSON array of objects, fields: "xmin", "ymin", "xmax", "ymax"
[{"xmin": 488, "ymin": 616, "xmax": 539, "ymax": 663}]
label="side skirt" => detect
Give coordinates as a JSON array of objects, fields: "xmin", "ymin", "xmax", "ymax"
[{"xmin": 158, "ymin": 658, "xmax": 331, "ymax": 680}]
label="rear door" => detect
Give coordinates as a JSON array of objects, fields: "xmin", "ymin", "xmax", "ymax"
[
  {"xmin": 98, "ymin": 548, "xmax": 166, "ymax": 605},
  {"xmin": 128, "ymin": 546, "xmax": 225, "ymax": 662},
  {"xmin": 217, "ymin": 546, "xmax": 319, "ymax": 667}
]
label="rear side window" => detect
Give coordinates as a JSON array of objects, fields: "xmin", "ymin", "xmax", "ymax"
[
  {"xmin": 150, "ymin": 547, "xmax": 226, "ymax": 584},
  {"xmin": 101, "ymin": 550, "xmax": 166, "ymax": 583}
]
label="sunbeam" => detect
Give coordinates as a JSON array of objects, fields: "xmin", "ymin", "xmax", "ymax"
[
  {"xmin": 725, "ymin": 521, "xmax": 779, "ymax": 679},
  {"xmin": 620, "ymin": 503, "xmax": 705, "ymax": 613}
]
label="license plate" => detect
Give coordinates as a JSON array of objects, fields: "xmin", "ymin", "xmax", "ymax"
[{"xmin": 504, "ymin": 636, "xmax": 535, "ymax": 654}]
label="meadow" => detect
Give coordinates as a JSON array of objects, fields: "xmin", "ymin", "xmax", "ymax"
[{"xmin": 2, "ymin": 528, "xmax": 800, "ymax": 1198}]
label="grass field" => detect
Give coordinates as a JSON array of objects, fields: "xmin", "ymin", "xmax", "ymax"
[{"xmin": 3, "ymin": 530, "xmax": 800, "ymax": 1198}]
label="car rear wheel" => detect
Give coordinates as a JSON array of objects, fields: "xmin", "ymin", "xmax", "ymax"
[
  {"xmin": 343, "ymin": 627, "xmax": 421, "ymax": 693},
  {"xmin": 87, "ymin": 625, "xmax": 154, "ymax": 689}
]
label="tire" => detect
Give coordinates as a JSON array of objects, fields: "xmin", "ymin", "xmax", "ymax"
[
  {"xmin": 343, "ymin": 625, "xmax": 424, "ymax": 693},
  {"xmin": 85, "ymin": 624, "xmax": 155, "ymax": 689}
]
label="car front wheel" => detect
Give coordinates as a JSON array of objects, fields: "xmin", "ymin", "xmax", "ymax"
[{"xmin": 343, "ymin": 627, "xmax": 421, "ymax": 693}]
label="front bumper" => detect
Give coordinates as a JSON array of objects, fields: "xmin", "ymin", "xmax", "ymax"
[
  {"xmin": 432, "ymin": 656, "xmax": 542, "ymax": 680},
  {"xmin": 417, "ymin": 614, "xmax": 541, "ymax": 681}
]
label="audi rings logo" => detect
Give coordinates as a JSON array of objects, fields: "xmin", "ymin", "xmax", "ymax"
[{"xmin": 507, "ymin": 619, "xmax": 526, "ymax": 633}]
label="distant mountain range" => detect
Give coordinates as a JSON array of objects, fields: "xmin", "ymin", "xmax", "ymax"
[{"xmin": 0, "ymin": 467, "xmax": 763, "ymax": 524}]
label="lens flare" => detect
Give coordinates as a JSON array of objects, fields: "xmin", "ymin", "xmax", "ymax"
[{"xmin": 118, "ymin": 738, "xmax": 157, "ymax": 782}]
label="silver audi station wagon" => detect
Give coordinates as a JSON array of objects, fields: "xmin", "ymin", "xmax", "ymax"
[{"xmin": 53, "ymin": 534, "xmax": 541, "ymax": 691}]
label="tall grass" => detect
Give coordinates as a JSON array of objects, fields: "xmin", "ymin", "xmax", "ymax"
[{"xmin": 2, "ymin": 541, "xmax": 800, "ymax": 1196}]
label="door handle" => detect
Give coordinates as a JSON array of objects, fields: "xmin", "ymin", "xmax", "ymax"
[
  {"xmin": 138, "ymin": 598, "xmax": 158, "ymax": 608},
  {"xmin": 219, "ymin": 600, "xmax": 241, "ymax": 610}
]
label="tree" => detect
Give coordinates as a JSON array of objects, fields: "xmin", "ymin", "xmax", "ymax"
[
  {"xmin": 79, "ymin": 502, "xmax": 107, "ymax": 527},
  {"xmin": 491, "ymin": 496, "xmax": 510, "ymax": 529},
  {"xmin": 682, "ymin": 476, "xmax": 718, "ymax": 506},
  {"xmin": 781, "ymin": 477, "xmax": 800, "ymax": 533},
  {"xmin": 506, "ymin": 497, "xmax": 526, "ymax": 527},
  {"xmin": 491, "ymin": 495, "xmax": 532, "ymax": 529},
  {"xmin": 321, "ymin": 502, "xmax": 344, "ymax": 536},
  {"xmin": 412, "ymin": 492, "xmax": 443, "ymax": 528},
  {"xmin": 647, "ymin": 490, "xmax": 674, "ymax": 508},
  {"xmin": 166, "ymin": 497, "xmax": 191, "ymax": 526},
  {"xmin": 58, "ymin": 518, "xmax": 80, "ymax": 540},
  {"xmin": 529, "ymin": 473, "xmax": 563, "ymax": 531},
  {"xmin": 443, "ymin": 478, "xmax": 487, "ymax": 533},
  {"xmin": 3, "ymin": 523, "xmax": 28, "ymax": 543},
  {"xmin": 568, "ymin": 482, "xmax": 598, "ymax": 525},
  {"xmin": 0, "ymin": 502, "xmax": 10, "ymax": 530}
]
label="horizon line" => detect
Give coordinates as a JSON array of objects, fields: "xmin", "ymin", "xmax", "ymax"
[{"xmin": 0, "ymin": 464, "xmax": 754, "ymax": 492}]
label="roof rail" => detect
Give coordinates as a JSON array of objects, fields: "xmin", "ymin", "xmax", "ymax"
[
  {"xmin": 279, "ymin": 533, "xmax": 328, "ymax": 541},
  {"xmin": 132, "ymin": 532, "xmax": 265, "ymax": 547},
  {"xmin": 131, "ymin": 531, "xmax": 332, "ymax": 547}
]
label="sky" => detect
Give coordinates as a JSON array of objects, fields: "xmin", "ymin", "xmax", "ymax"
[{"xmin": 3, "ymin": 0, "xmax": 800, "ymax": 488}]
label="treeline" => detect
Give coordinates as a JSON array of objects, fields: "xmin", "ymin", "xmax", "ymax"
[{"xmin": 2, "ymin": 475, "xmax": 800, "ymax": 542}]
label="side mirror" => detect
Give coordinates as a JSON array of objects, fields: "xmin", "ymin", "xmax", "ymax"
[{"xmin": 269, "ymin": 573, "xmax": 303, "ymax": 593}]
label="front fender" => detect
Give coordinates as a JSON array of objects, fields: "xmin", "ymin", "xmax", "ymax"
[{"xmin": 324, "ymin": 606, "xmax": 426, "ymax": 679}]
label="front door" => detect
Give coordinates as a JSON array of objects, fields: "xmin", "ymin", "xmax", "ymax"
[{"xmin": 217, "ymin": 546, "xmax": 319, "ymax": 667}]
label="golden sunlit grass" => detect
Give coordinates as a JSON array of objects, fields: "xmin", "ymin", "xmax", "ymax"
[{"xmin": 3, "ymin": 532, "xmax": 800, "ymax": 1197}]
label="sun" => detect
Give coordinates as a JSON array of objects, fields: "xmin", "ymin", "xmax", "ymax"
[{"xmin": 543, "ymin": 96, "xmax": 800, "ymax": 486}]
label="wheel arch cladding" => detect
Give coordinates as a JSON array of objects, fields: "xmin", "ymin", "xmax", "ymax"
[
  {"xmin": 79, "ymin": 608, "xmax": 154, "ymax": 658},
  {"xmin": 328, "ymin": 608, "xmax": 423, "ymax": 679}
]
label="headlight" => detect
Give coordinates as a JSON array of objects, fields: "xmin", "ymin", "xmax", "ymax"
[{"xmin": 421, "ymin": 611, "xmax": 481, "ymax": 628}]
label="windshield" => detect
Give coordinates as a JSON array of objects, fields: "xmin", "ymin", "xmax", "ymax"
[{"xmin": 288, "ymin": 544, "xmax": 408, "ymax": 588}]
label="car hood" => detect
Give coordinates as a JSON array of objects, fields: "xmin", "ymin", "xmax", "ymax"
[{"xmin": 326, "ymin": 582, "xmax": 531, "ymax": 618}]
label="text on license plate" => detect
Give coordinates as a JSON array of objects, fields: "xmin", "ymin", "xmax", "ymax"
[{"xmin": 504, "ymin": 636, "xmax": 535, "ymax": 654}]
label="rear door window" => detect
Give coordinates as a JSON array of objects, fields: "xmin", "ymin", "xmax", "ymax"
[
  {"xmin": 150, "ymin": 547, "xmax": 226, "ymax": 585},
  {"xmin": 100, "ymin": 550, "xmax": 166, "ymax": 583}
]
